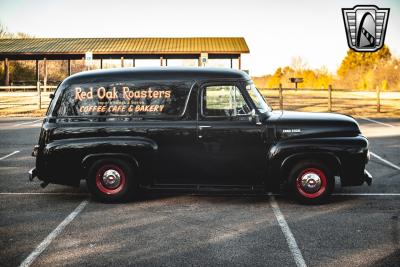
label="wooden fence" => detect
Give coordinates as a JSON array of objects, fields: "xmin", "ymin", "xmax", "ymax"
[
  {"xmin": 0, "ymin": 84, "xmax": 57, "ymax": 110},
  {"xmin": 264, "ymin": 84, "xmax": 389, "ymax": 113}
]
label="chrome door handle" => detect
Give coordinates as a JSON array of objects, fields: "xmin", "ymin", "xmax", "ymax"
[
  {"xmin": 198, "ymin": 125, "xmax": 211, "ymax": 139},
  {"xmin": 199, "ymin": 125, "xmax": 211, "ymax": 129}
]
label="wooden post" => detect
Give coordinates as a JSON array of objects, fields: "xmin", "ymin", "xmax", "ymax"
[
  {"xmin": 121, "ymin": 57, "xmax": 124, "ymax": 67},
  {"xmin": 328, "ymin": 84, "xmax": 332, "ymax": 112},
  {"xmin": 67, "ymin": 59, "xmax": 71, "ymax": 76},
  {"xmin": 230, "ymin": 58, "xmax": 233, "ymax": 68},
  {"xmin": 160, "ymin": 57, "xmax": 163, "ymax": 66},
  {"xmin": 35, "ymin": 59, "xmax": 40, "ymax": 82},
  {"xmin": 43, "ymin": 58, "xmax": 47, "ymax": 92},
  {"xmin": 37, "ymin": 81, "xmax": 41, "ymax": 109},
  {"xmin": 377, "ymin": 86, "xmax": 381, "ymax": 113},
  {"xmin": 165, "ymin": 58, "xmax": 168, "ymax": 66},
  {"xmin": 100, "ymin": 59, "xmax": 103, "ymax": 69},
  {"xmin": 198, "ymin": 57, "xmax": 201, "ymax": 67},
  {"xmin": 4, "ymin": 58, "xmax": 9, "ymax": 86},
  {"xmin": 132, "ymin": 59, "xmax": 135, "ymax": 67},
  {"xmin": 279, "ymin": 83, "xmax": 283, "ymax": 110},
  {"xmin": 238, "ymin": 56, "xmax": 241, "ymax": 70}
]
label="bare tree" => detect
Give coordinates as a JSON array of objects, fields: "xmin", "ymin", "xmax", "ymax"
[
  {"xmin": 291, "ymin": 56, "xmax": 308, "ymax": 73},
  {"xmin": 0, "ymin": 23, "xmax": 9, "ymax": 38},
  {"xmin": 0, "ymin": 23, "xmax": 34, "ymax": 39}
]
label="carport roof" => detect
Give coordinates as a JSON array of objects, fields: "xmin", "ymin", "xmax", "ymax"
[{"xmin": 0, "ymin": 37, "xmax": 250, "ymax": 55}]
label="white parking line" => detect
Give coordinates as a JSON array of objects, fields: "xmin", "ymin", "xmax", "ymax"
[
  {"xmin": 0, "ymin": 150, "xmax": 20, "ymax": 160},
  {"xmin": 19, "ymin": 200, "xmax": 89, "ymax": 267},
  {"xmin": 332, "ymin": 193, "xmax": 400, "ymax": 196},
  {"xmin": 13, "ymin": 119, "xmax": 42, "ymax": 127},
  {"xmin": 269, "ymin": 194, "xmax": 307, "ymax": 267},
  {"xmin": 370, "ymin": 152, "xmax": 400, "ymax": 171},
  {"xmin": 360, "ymin": 117, "xmax": 395, "ymax": 127},
  {"xmin": 0, "ymin": 192, "xmax": 88, "ymax": 195}
]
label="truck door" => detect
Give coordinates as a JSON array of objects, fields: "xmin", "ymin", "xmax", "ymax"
[{"xmin": 196, "ymin": 82, "xmax": 267, "ymax": 186}]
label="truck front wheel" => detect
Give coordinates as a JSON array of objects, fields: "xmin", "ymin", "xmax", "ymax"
[
  {"xmin": 86, "ymin": 158, "xmax": 134, "ymax": 202},
  {"xmin": 288, "ymin": 160, "xmax": 334, "ymax": 204}
]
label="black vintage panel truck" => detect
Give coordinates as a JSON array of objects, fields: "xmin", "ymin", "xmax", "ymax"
[{"xmin": 29, "ymin": 67, "xmax": 372, "ymax": 203}]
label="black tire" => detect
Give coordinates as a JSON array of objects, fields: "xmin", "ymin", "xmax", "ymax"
[
  {"xmin": 288, "ymin": 160, "xmax": 334, "ymax": 204},
  {"xmin": 86, "ymin": 158, "xmax": 134, "ymax": 202}
]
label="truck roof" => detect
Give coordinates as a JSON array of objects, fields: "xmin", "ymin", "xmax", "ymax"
[{"xmin": 62, "ymin": 67, "xmax": 251, "ymax": 85}]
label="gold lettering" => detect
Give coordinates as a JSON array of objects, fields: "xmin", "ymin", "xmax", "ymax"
[
  {"xmin": 97, "ymin": 87, "xmax": 106, "ymax": 99},
  {"xmin": 75, "ymin": 87, "xmax": 82, "ymax": 100},
  {"xmin": 87, "ymin": 88, "xmax": 93, "ymax": 99},
  {"xmin": 122, "ymin": 87, "xmax": 130, "ymax": 99},
  {"xmin": 147, "ymin": 88, "xmax": 153, "ymax": 98}
]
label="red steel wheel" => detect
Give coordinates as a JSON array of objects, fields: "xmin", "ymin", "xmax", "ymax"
[
  {"xmin": 95, "ymin": 164, "xmax": 126, "ymax": 195},
  {"xmin": 295, "ymin": 168, "xmax": 327, "ymax": 199},
  {"xmin": 87, "ymin": 158, "xmax": 135, "ymax": 202}
]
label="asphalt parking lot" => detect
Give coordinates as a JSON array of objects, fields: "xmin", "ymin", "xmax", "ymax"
[{"xmin": 0, "ymin": 117, "xmax": 399, "ymax": 267}]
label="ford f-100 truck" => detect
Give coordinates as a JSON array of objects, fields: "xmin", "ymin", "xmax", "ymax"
[{"xmin": 29, "ymin": 67, "xmax": 371, "ymax": 203}]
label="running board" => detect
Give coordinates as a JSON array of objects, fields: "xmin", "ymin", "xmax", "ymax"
[{"xmin": 140, "ymin": 183, "xmax": 265, "ymax": 192}]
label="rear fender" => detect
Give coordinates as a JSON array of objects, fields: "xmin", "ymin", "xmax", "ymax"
[
  {"xmin": 39, "ymin": 136, "xmax": 157, "ymax": 185},
  {"xmin": 81, "ymin": 153, "xmax": 139, "ymax": 170}
]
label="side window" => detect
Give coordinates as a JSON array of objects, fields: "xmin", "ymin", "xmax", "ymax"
[
  {"xmin": 56, "ymin": 81, "xmax": 192, "ymax": 117},
  {"xmin": 202, "ymin": 85, "xmax": 251, "ymax": 117}
]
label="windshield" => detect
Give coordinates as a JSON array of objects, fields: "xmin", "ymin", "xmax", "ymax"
[{"xmin": 246, "ymin": 83, "xmax": 271, "ymax": 113}]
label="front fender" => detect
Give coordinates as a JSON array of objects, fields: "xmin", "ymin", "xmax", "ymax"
[{"xmin": 268, "ymin": 136, "xmax": 368, "ymax": 182}]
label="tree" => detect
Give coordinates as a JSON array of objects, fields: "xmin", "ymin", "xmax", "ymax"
[
  {"xmin": 337, "ymin": 45, "xmax": 392, "ymax": 89},
  {"xmin": 0, "ymin": 23, "xmax": 10, "ymax": 38},
  {"xmin": 267, "ymin": 67, "xmax": 283, "ymax": 88},
  {"xmin": 291, "ymin": 56, "xmax": 308, "ymax": 74},
  {"xmin": 338, "ymin": 45, "xmax": 392, "ymax": 78}
]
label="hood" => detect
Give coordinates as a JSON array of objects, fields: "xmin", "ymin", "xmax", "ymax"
[{"xmin": 270, "ymin": 111, "xmax": 360, "ymax": 139}]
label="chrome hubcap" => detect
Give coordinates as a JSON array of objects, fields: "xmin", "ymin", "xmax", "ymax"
[
  {"xmin": 102, "ymin": 169, "xmax": 121, "ymax": 189},
  {"xmin": 300, "ymin": 172, "xmax": 322, "ymax": 193}
]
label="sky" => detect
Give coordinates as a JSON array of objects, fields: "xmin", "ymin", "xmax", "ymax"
[{"xmin": 0, "ymin": 0, "xmax": 399, "ymax": 76}]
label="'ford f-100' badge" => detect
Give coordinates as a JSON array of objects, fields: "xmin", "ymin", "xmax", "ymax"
[{"xmin": 342, "ymin": 5, "xmax": 390, "ymax": 52}]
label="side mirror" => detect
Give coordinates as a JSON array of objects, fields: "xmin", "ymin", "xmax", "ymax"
[
  {"xmin": 250, "ymin": 109, "xmax": 261, "ymax": 125},
  {"xmin": 49, "ymin": 93, "xmax": 54, "ymax": 99}
]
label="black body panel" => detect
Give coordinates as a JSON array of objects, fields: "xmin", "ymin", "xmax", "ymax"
[{"xmin": 31, "ymin": 67, "xmax": 370, "ymax": 191}]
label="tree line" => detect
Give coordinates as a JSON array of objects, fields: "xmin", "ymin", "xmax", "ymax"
[{"xmin": 253, "ymin": 45, "xmax": 400, "ymax": 90}]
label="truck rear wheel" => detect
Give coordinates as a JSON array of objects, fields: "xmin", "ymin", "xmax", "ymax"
[
  {"xmin": 288, "ymin": 160, "xmax": 334, "ymax": 204},
  {"xmin": 86, "ymin": 158, "xmax": 134, "ymax": 202}
]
